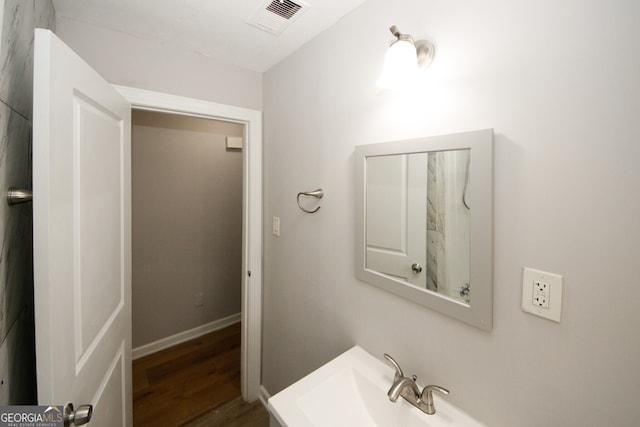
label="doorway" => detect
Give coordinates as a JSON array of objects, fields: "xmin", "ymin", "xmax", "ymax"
[
  {"xmin": 131, "ymin": 110, "xmax": 244, "ymax": 352},
  {"xmin": 115, "ymin": 85, "xmax": 263, "ymax": 403}
]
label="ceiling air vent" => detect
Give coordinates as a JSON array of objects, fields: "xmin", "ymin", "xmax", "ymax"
[
  {"xmin": 247, "ymin": 0, "xmax": 310, "ymax": 36},
  {"xmin": 267, "ymin": 0, "xmax": 302, "ymax": 19}
]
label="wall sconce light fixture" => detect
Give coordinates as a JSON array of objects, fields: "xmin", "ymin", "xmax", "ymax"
[{"xmin": 377, "ymin": 25, "xmax": 435, "ymax": 90}]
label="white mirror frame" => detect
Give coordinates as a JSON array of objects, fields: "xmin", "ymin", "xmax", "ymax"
[{"xmin": 355, "ymin": 129, "xmax": 493, "ymax": 331}]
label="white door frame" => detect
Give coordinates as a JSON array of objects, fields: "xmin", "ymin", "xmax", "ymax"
[{"xmin": 113, "ymin": 85, "xmax": 262, "ymax": 402}]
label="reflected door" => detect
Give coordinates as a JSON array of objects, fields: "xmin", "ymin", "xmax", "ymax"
[{"xmin": 365, "ymin": 153, "xmax": 427, "ymax": 287}]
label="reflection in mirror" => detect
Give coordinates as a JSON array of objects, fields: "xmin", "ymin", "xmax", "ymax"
[
  {"xmin": 355, "ymin": 129, "xmax": 493, "ymax": 330},
  {"xmin": 365, "ymin": 150, "xmax": 471, "ymax": 305}
]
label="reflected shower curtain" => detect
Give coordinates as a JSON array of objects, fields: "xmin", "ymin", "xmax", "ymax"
[{"xmin": 426, "ymin": 151, "xmax": 470, "ymax": 302}]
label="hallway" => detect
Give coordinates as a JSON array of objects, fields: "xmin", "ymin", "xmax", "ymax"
[{"xmin": 132, "ymin": 323, "xmax": 268, "ymax": 426}]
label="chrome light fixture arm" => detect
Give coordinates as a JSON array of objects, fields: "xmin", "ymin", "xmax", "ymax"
[{"xmin": 385, "ymin": 25, "xmax": 436, "ymax": 70}]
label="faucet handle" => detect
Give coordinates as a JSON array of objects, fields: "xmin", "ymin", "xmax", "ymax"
[
  {"xmin": 420, "ymin": 385, "xmax": 450, "ymax": 415},
  {"xmin": 383, "ymin": 354, "xmax": 404, "ymax": 382}
]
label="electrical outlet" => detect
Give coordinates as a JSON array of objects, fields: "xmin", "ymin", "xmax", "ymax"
[
  {"xmin": 195, "ymin": 292, "xmax": 204, "ymax": 307},
  {"xmin": 534, "ymin": 280, "xmax": 548, "ymax": 294},
  {"xmin": 272, "ymin": 216, "xmax": 280, "ymax": 237},
  {"xmin": 532, "ymin": 280, "xmax": 550, "ymax": 309},
  {"xmin": 532, "ymin": 293, "xmax": 549, "ymax": 309},
  {"xmin": 522, "ymin": 267, "xmax": 562, "ymax": 322}
]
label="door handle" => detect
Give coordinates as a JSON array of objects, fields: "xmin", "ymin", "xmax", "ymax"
[
  {"xmin": 6, "ymin": 188, "xmax": 32, "ymax": 205},
  {"xmin": 64, "ymin": 403, "xmax": 93, "ymax": 427},
  {"xmin": 411, "ymin": 263, "xmax": 423, "ymax": 273}
]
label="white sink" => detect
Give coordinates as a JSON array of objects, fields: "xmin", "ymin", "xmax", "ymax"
[{"xmin": 268, "ymin": 346, "xmax": 485, "ymax": 427}]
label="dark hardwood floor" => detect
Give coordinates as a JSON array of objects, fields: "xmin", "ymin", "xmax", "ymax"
[
  {"xmin": 184, "ymin": 397, "xmax": 269, "ymax": 427},
  {"xmin": 133, "ymin": 323, "xmax": 269, "ymax": 426}
]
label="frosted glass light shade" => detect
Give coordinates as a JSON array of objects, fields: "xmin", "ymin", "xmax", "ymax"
[{"xmin": 376, "ymin": 40, "xmax": 419, "ymax": 90}]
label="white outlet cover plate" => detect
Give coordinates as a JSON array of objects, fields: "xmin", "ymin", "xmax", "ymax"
[{"xmin": 522, "ymin": 267, "xmax": 563, "ymax": 322}]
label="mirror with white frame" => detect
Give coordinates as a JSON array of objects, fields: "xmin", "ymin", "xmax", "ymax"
[{"xmin": 355, "ymin": 129, "xmax": 493, "ymax": 330}]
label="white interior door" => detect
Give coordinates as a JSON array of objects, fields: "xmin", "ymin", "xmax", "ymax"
[
  {"xmin": 366, "ymin": 153, "xmax": 427, "ymax": 287},
  {"xmin": 33, "ymin": 29, "xmax": 132, "ymax": 426}
]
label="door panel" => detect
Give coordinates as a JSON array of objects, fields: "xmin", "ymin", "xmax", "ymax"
[
  {"xmin": 74, "ymin": 93, "xmax": 124, "ymax": 367},
  {"xmin": 33, "ymin": 29, "xmax": 132, "ymax": 426},
  {"xmin": 89, "ymin": 346, "xmax": 126, "ymax": 427}
]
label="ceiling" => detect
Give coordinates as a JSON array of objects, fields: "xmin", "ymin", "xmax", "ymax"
[{"xmin": 52, "ymin": 0, "xmax": 368, "ymax": 73}]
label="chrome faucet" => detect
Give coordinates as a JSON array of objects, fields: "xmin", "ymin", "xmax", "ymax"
[{"xmin": 384, "ymin": 354, "xmax": 450, "ymax": 415}]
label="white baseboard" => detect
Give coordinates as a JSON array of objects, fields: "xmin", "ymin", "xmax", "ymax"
[
  {"xmin": 132, "ymin": 312, "xmax": 241, "ymax": 360},
  {"xmin": 258, "ymin": 385, "xmax": 271, "ymax": 409}
]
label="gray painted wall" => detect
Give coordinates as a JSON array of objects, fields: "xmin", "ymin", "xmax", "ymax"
[
  {"xmin": 0, "ymin": 0, "xmax": 55, "ymax": 404},
  {"xmin": 261, "ymin": 0, "xmax": 640, "ymax": 425},
  {"xmin": 132, "ymin": 110, "xmax": 243, "ymax": 348}
]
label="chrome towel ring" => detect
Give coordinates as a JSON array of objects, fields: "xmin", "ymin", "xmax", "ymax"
[{"xmin": 297, "ymin": 189, "xmax": 324, "ymax": 213}]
